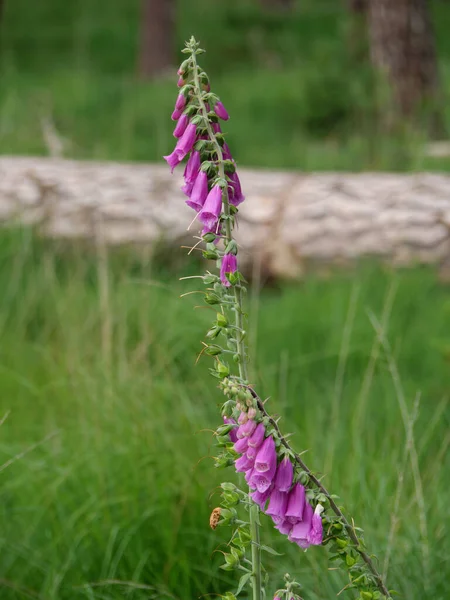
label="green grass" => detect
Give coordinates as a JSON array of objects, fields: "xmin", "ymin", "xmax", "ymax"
[
  {"xmin": 1, "ymin": 0, "xmax": 450, "ymax": 170},
  {"xmin": 0, "ymin": 228, "xmax": 449, "ymax": 599}
]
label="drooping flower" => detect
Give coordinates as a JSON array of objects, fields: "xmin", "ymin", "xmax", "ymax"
[
  {"xmin": 238, "ymin": 411, "xmax": 248, "ymax": 424},
  {"xmin": 266, "ymin": 488, "xmax": 289, "ymax": 524},
  {"xmin": 274, "ymin": 456, "xmax": 294, "ymax": 492},
  {"xmin": 250, "ymin": 438, "xmax": 277, "ymax": 493},
  {"xmin": 175, "ymin": 93, "xmax": 186, "ymax": 111},
  {"xmin": 275, "ymin": 519, "xmax": 293, "ymax": 536},
  {"xmin": 198, "ymin": 185, "xmax": 223, "ymax": 229},
  {"xmin": 233, "ymin": 437, "xmax": 249, "ymax": 454},
  {"xmin": 212, "ymin": 122, "xmax": 222, "ymax": 134},
  {"xmin": 177, "ymin": 76, "xmax": 184, "ymax": 87},
  {"xmin": 214, "ymin": 100, "xmax": 229, "ymax": 121},
  {"xmin": 181, "ymin": 150, "xmax": 201, "ymax": 195},
  {"xmin": 228, "ymin": 171, "xmax": 245, "ymax": 206},
  {"xmin": 220, "ymin": 254, "xmax": 237, "ymax": 287},
  {"xmin": 171, "ymin": 108, "xmax": 183, "ymax": 121},
  {"xmin": 248, "ymin": 423, "xmax": 265, "ymax": 448},
  {"xmin": 223, "ymin": 416, "xmax": 238, "ymax": 443},
  {"xmin": 254, "ymin": 436, "xmax": 276, "ymax": 473},
  {"xmin": 236, "ymin": 418, "xmax": 257, "ymax": 439},
  {"xmin": 245, "ymin": 467, "xmax": 255, "ymax": 486},
  {"xmin": 163, "ymin": 148, "xmax": 183, "ymax": 173},
  {"xmin": 173, "ymin": 113, "xmax": 189, "ymax": 138},
  {"xmin": 285, "ymin": 483, "xmax": 306, "ymax": 524},
  {"xmin": 289, "ymin": 502, "xmax": 313, "ymax": 548},
  {"xmin": 222, "ymin": 143, "xmax": 232, "ymax": 160},
  {"xmin": 250, "ymin": 487, "xmax": 272, "ymax": 511},
  {"xmin": 235, "ymin": 453, "xmax": 254, "ymax": 473},
  {"xmin": 163, "ymin": 123, "xmax": 197, "ymax": 172},
  {"xmin": 307, "ymin": 504, "xmax": 324, "ymax": 546},
  {"xmin": 176, "ymin": 122, "xmax": 197, "ymax": 157},
  {"xmin": 186, "ymin": 171, "xmax": 208, "ymax": 211}
]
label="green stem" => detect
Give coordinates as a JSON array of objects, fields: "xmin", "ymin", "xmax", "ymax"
[{"xmin": 191, "ymin": 46, "xmax": 261, "ymax": 600}]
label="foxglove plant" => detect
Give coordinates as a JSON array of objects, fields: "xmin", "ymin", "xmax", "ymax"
[{"xmin": 164, "ymin": 36, "xmax": 393, "ymax": 600}]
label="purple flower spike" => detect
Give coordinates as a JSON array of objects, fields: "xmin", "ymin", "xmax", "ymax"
[
  {"xmin": 220, "ymin": 254, "xmax": 237, "ymax": 287},
  {"xmin": 248, "ymin": 423, "xmax": 265, "ymax": 449},
  {"xmin": 198, "ymin": 185, "xmax": 223, "ymax": 229},
  {"xmin": 254, "ymin": 436, "xmax": 276, "ymax": 473},
  {"xmin": 275, "ymin": 456, "xmax": 294, "ymax": 492},
  {"xmin": 223, "ymin": 416, "xmax": 238, "ymax": 443},
  {"xmin": 266, "ymin": 489, "xmax": 288, "ymax": 524},
  {"xmin": 275, "ymin": 519, "xmax": 293, "ymax": 536},
  {"xmin": 288, "ymin": 502, "xmax": 313, "ymax": 548},
  {"xmin": 307, "ymin": 505, "xmax": 324, "ymax": 546},
  {"xmin": 214, "ymin": 100, "xmax": 229, "ymax": 121},
  {"xmin": 235, "ymin": 453, "xmax": 254, "ymax": 473},
  {"xmin": 237, "ymin": 418, "xmax": 257, "ymax": 439},
  {"xmin": 163, "ymin": 148, "xmax": 183, "ymax": 173},
  {"xmin": 173, "ymin": 113, "xmax": 189, "ymax": 138},
  {"xmin": 229, "ymin": 171, "xmax": 245, "ymax": 206},
  {"xmin": 250, "ymin": 487, "xmax": 272, "ymax": 511},
  {"xmin": 285, "ymin": 483, "xmax": 306, "ymax": 524},
  {"xmin": 233, "ymin": 437, "xmax": 249, "ymax": 454},
  {"xmin": 175, "ymin": 93, "xmax": 186, "ymax": 111},
  {"xmin": 186, "ymin": 171, "xmax": 208, "ymax": 212},
  {"xmin": 177, "ymin": 122, "xmax": 197, "ymax": 157}
]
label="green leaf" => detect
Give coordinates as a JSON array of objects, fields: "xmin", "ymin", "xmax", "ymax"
[
  {"xmin": 260, "ymin": 544, "xmax": 284, "ymax": 556},
  {"xmin": 236, "ymin": 572, "xmax": 252, "ymax": 596}
]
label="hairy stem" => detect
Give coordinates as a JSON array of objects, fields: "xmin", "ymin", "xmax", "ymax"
[{"xmin": 191, "ymin": 48, "xmax": 261, "ymax": 600}]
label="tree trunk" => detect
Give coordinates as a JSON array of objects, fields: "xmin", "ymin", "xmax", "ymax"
[
  {"xmin": 367, "ymin": 0, "xmax": 440, "ymax": 117},
  {"xmin": 348, "ymin": 0, "xmax": 367, "ymax": 13},
  {"xmin": 138, "ymin": 0, "xmax": 174, "ymax": 79},
  {"xmin": 1, "ymin": 157, "xmax": 450, "ymax": 278}
]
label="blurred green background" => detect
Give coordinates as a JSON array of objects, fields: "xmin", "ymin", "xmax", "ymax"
[{"xmin": 0, "ymin": 1, "xmax": 450, "ymax": 599}]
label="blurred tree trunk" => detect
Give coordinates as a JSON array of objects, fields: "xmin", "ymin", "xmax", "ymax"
[
  {"xmin": 367, "ymin": 0, "xmax": 440, "ymax": 118},
  {"xmin": 348, "ymin": 0, "xmax": 367, "ymax": 12},
  {"xmin": 138, "ymin": 0, "xmax": 174, "ymax": 79}
]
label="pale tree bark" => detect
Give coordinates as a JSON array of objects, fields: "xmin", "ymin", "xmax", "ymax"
[
  {"xmin": 138, "ymin": 0, "xmax": 175, "ymax": 79},
  {"xmin": 1, "ymin": 157, "xmax": 450, "ymax": 278},
  {"xmin": 367, "ymin": 0, "xmax": 440, "ymax": 117}
]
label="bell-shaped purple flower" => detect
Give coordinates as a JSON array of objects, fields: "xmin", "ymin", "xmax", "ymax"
[
  {"xmin": 274, "ymin": 456, "xmax": 294, "ymax": 492},
  {"xmin": 186, "ymin": 171, "xmax": 208, "ymax": 212},
  {"xmin": 181, "ymin": 150, "xmax": 200, "ymax": 195},
  {"xmin": 248, "ymin": 423, "xmax": 265, "ymax": 448},
  {"xmin": 233, "ymin": 437, "xmax": 249, "ymax": 454},
  {"xmin": 212, "ymin": 122, "xmax": 222, "ymax": 134},
  {"xmin": 163, "ymin": 148, "xmax": 183, "ymax": 173},
  {"xmin": 254, "ymin": 436, "xmax": 276, "ymax": 473},
  {"xmin": 214, "ymin": 100, "xmax": 229, "ymax": 121},
  {"xmin": 250, "ymin": 486, "xmax": 272, "ymax": 511},
  {"xmin": 236, "ymin": 418, "xmax": 257, "ymax": 439},
  {"xmin": 222, "ymin": 143, "xmax": 232, "ymax": 160},
  {"xmin": 223, "ymin": 416, "xmax": 238, "ymax": 443},
  {"xmin": 173, "ymin": 113, "xmax": 189, "ymax": 138},
  {"xmin": 235, "ymin": 453, "xmax": 254, "ymax": 473},
  {"xmin": 220, "ymin": 253, "xmax": 237, "ymax": 287},
  {"xmin": 198, "ymin": 185, "xmax": 223, "ymax": 229},
  {"xmin": 288, "ymin": 502, "xmax": 313, "ymax": 548},
  {"xmin": 307, "ymin": 504, "xmax": 324, "ymax": 546},
  {"xmin": 175, "ymin": 93, "xmax": 186, "ymax": 111},
  {"xmin": 228, "ymin": 171, "xmax": 245, "ymax": 206},
  {"xmin": 176, "ymin": 123, "xmax": 197, "ymax": 157},
  {"xmin": 238, "ymin": 411, "xmax": 248, "ymax": 425},
  {"xmin": 275, "ymin": 519, "xmax": 293, "ymax": 536},
  {"xmin": 245, "ymin": 467, "xmax": 255, "ymax": 487},
  {"xmin": 285, "ymin": 483, "xmax": 306, "ymax": 524},
  {"xmin": 266, "ymin": 489, "xmax": 288, "ymax": 524},
  {"xmin": 171, "ymin": 108, "xmax": 183, "ymax": 121}
]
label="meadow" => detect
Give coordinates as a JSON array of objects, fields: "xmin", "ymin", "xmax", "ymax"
[{"xmin": 0, "ymin": 229, "xmax": 449, "ymax": 599}]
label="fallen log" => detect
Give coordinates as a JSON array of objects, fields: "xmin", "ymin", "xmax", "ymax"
[{"xmin": 1, "ymin": 156, "xmax": 450, "ymax": 277}]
